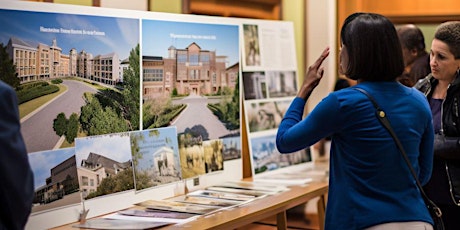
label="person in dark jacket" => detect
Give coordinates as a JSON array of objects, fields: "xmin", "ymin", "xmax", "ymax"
[
  {"xmin": 415, "ymin": 21, "xmax": 460, "ymax": 230},
  {"xmin": 0, "ymin": 80, "xmax": 34, "ymax": 230},
  {"xmin": 397, "ymin": 24, "xmax": 431, "ymax": 86}
]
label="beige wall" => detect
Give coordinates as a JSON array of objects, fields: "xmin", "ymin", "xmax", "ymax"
[
  {"xmin": 149, "ymin": 0, "xmax": 181, "ymax": 13},
  {"xmin": 282, "ymin": 0, "xmax": 305, "ymax": 92},
  {"xmin": 305, "ymin": 0, "xmax": 337, "ymax": 111}
]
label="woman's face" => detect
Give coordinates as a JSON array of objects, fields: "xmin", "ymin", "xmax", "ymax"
[
  {"xmin": 430, "ymin": 39, "xmax": 460, "ymax": 82},
  {"xmin": 339, "ymin": 44, "xmax": 349, "ymax": 75}
]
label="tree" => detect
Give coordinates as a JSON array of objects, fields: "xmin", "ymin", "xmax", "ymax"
[
  {"xmin": 80, "ymin": 93, "xmax": 128, "ymax": 136},
  {"xmin": 65, "ymin": 113, "xmax": 79, "ymax": 143},
  {"xmin": 121, "ymin": 44, "xmax": 140, "ymax": 130},
  {"xmin": 0, "ymin": 43, "xmax": 20, "ymax": 88},
  {"xmin": 80, "ymin": 93, "xmax": 102, "ymax": 133},
  {"xmin": 53, "ymin": 112, "xmax": 68, "ymax": 136},
  {"xmin": 87, "ymin": 106, "xmax": 128, "ymax": 136},
  {"xmin": 130, "ymin": 132, "xmax": 145, "ymax": 167}
]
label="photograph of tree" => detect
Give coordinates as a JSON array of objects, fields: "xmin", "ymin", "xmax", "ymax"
[
  {"xmin": 27, "ymin": 147, "xmax": 79, "ymax": 213},
  {"xmin": 250, "ymin": 134, "xmax": 311, "ymax": 175},
  {"xmin": 75, "ymin": 132, "xmax": 134, "ymax": 200},
  {"xmin": 0, "ymin": 9, "xmax": 140, "ymax": 154},
  {"xmin": 130, "ymin": 127, "xmax": 182, "ymax": 191}
]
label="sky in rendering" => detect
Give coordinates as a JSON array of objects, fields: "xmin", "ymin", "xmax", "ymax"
[
  {"xmin": 142, "ymin": 19, "xmax": 239, "ymax": 67},
  {"xmin": 0, "ymin": 9, "xmax": 139, "ymax": 60},
  {"xmin": 28, "ymin": 147, "xmax": 75, "ymax": 190}
]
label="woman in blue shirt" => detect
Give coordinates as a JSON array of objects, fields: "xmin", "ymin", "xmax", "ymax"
[{"xmin": 276, "ymin": 13, "xmax": 434, "ymax": 229}]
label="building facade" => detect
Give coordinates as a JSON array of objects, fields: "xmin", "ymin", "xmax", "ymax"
[
  {"xmin": 142, "ymin": 42, "xmax": 239, "ymax": 99},
  {"xmin": 6, "ymin": 37, "xmax": 121, "ymax": 85}
]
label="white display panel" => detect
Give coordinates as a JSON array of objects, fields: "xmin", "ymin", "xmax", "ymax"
[{"xmin": 0, "ymin": 1, "xmax": 300, "ymax": 229}]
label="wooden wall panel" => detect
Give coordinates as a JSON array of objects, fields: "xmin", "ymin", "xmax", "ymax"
[
  {"xmin": 185, "ymin": 0, "xmax": 281, "ymax": 20},
  {"xmin": 339, "ymin": 0, "xmax": 460, "ymax": 27}
]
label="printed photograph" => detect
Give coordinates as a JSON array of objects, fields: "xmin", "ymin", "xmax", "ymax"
[
  {"xmin": 118, "ymin": 209, "xmax": 197, "ymax": 219},
  {"xmin": 203, "ymin": 139, "xmax": 224, "ymax": 173},
  {"xmin": 221, "ymin": 136, "xmax": 241, "ymax": 161},
  {"xmin": 187, "ymin": 189, "xmax": 256, "ymax": 202},
  {"xmin": 205, "ymin": 186, "xmax": 271, "ymax": 197},
  {"xmin": 266, "ymin": 71, "xmax": 297, "ymax": 98},
  {"xmin": 178, "ymin": 133, "xmax": 206, "ymax": 179},
  {"xmin": 242, "ymin": 71, "xmax": 267, "ymax": 100},
  {"xmin": 169, "ymin": 195, "xmax": 242, "ymax": 207},
  {"xmin": 130, "ymin": 127, "xmax": 182, "ymax": 191},
  {"xmin": 243, "ymin": 24, "xmax": 261, "ymax": 67},
  {"xmin": 75, "ymin": 132, "xmax": 134, "ymax": 200},
  {"xmin": 136, "ymin": 199, "xmax": 221, "ymax": 215},
  {"xmin": 141, "ymin": 19, "xmax": 240, "ymax": 143},
  {"xmin": 28, "ymin": 147, "xmax": 79, "ymax": 213},
  {"xmin": 73, "ymin": 218, "xmax": 170, "ymax": 230},
  {"xmin": 245, "ymin": 99, "xmax": 291, "ymax": 133},
  {"xmin": 250, "ymin": 134, "xmax": 311, "ymax": 175},
  {"xmin": 213, "ymin": 181, "xmax": 288, "ymax": 193},
  {"xmin": 0, "ymin": 9, "xmax": 140, "ymax": 154}
]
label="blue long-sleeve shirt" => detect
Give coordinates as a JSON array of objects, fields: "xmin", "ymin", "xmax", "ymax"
[{"xmin": 276, "ymin": 81, "xmax": 434, "ymax": 229}]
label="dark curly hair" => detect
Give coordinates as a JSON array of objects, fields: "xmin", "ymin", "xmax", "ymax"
[{"xmin": 434, "ymin": 21, "xmax": 460, "ymax": 59}]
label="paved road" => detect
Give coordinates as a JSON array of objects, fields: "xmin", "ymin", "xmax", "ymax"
[
  {"xmin": 21, "ymin": 80, "xmax": 98, "ymax": 153},
  {"xmin": 172, "ymin": 94, "xmax": 232, "ymax": 140}
]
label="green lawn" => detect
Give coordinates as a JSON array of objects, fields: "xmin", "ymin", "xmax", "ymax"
[{"xmin": 18, "ymin": 84, "xmax": 67, "ymax": 119}]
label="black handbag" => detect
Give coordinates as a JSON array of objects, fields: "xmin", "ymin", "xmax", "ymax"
[
  {"xmin": 354, "ymin": 88, "xmax": 445, "ymax": 230},
  {"xmin": 446, "ymin": 160, "xmax": 460, "ymax": 206}
]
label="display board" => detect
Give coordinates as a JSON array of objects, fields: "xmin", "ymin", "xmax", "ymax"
[
  {"xmin": 0, "ymin": 1, "xmax": 303, "ymax": 229},
  {"xmin": 239, "ymin": 18, "xmax": 314, "ymax": 179}
]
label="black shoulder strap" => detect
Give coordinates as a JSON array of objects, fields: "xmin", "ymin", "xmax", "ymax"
[{"xmin": 354, "ymin": 87, "xmax": 442, "ymax": 217}]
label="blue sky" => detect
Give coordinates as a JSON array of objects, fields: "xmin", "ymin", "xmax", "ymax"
[
  {"xmin": 142, "ymin": 19, "xmax": 239, "ymax": 67},
  {"xmin": 0, "ymin": 9, "xmax": 138, "ymax": 60},
  {"xmin": 28, "ymin": 147, "xmax": 75, "ymax": 190}
]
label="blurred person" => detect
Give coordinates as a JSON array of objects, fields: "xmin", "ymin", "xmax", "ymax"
[
  {"xmin": 0, "ymin": 80, "xmax": 34, "ymax": 230},
  {"xmin": 415, "ymin": 21, "xmax": 460, "ymax": 230},
  {"xmin": 397, "ymin": 24, "xmax": 431, "ymax": 86},
  {"xmin": 277, "ymin": 13, "xmax": 434, "ymax": 229}
]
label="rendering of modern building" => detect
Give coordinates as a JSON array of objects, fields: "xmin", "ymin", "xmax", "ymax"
[
  {"xmin": 6, "ymin": 37, "xmax": 122, "ymax": 85},
  {"xmin": 33, "ymin": 156, "xmax": 78, "ymax": 204}
]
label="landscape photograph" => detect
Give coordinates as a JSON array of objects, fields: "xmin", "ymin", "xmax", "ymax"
[{"xmin": 0, "ymin": 9, "xmax": 140, "ymax": 154}]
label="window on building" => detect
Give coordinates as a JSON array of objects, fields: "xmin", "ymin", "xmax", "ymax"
[
  {"xmin": 81, "ymin": 176, "xmax": 89, "ymax": 186},
  {"xmin": 177, "ymin": 54, "xmax": 187, "ymax": 63},
  {"xmin": 190, "ymin": 69, "xmax": 199, "ymax": 80},
  {"xmin": 143, "ymin": 69, "xmax": 164, "ymax": 82},
  {"xmin": 189, "ymin": 54, "xmax": 199, "ymax": 66},
  {"xmin": 201, "ymin": 53, "xmax": 210, "ymax": 63}
]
